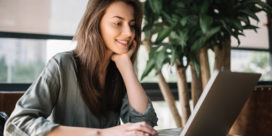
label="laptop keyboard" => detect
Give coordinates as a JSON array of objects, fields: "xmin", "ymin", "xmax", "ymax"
[{"xmin": 157, "ymin": 128, "xmax": 182, "ymax": 136}]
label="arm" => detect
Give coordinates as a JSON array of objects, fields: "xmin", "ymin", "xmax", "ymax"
[
  {"xmin": 114, "ymin": 57, "xmax": 148, "ymax": 114},
  {"xmin": 4, "ymin": 58, "xmax": 61, "ymax": 136},
  {"xmin": 48, "ymin": 122, "xmax": 157, "ymax": 136},
  {"xmin": 112, "ymin": 41, "xmax": 158, "ymax": 127},
  {"xmin": 4, "ymin": 56, "xmax": 102, "ymax": 136},
  {"xmin": 111, "ymin": 41, "xmax": 149, "ymax": 114},
  {"xmin": 47, "ymin": 126, "xmax": 101, "ymax": 136}
]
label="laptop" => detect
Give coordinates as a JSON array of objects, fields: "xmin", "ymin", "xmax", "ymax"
[{"xmin": 158, "ymin": 70, "xmax": 261, "ymax": 136}]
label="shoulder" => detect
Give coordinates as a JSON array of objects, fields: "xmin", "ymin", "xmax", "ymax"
[
  {"xmin": 52, "ymin": 51, "xmax": 75, "ymax": 64},
  {"xmin": 51, "ymin": 51, "xmax": 77, "ymax": 68},
  {"xmin": 45, "ymin": 51, "xmax": 77, "ymax": 75}
]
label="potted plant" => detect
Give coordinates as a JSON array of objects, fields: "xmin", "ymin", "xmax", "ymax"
[{"xmin": 141, "ymin": 0, "xmax": 272, "ymax": 127}]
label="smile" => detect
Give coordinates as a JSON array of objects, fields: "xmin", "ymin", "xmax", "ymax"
[{"xmin": 116, "ymin": 40, "xmax": 129, "ymax": 47}]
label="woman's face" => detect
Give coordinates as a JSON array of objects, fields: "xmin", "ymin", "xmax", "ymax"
[{"xmin": 100, "ymin": 1, "xmax": 136, "ymax": 55}]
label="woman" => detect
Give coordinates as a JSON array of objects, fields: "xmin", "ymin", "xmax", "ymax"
[{"xmin": 4, "ymin": 0, "xmax": 158, "ymax": 136}]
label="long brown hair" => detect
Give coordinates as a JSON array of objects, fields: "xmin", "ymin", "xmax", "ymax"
[{"xmin": 72, "ymin": 0, "xmax": 143, "ymax": 117}]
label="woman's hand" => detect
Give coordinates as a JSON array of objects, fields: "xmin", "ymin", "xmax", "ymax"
[
  {"xmin": 101, "ymin": 122, "xmax": 158, "ymax": 136},
  {"xmin": 111, "ymin": 40, "xmax": 137, "ymax": 69},
  {"xmin": 47, "ymin": 122, "xmax": 157, "ymax": 136}
]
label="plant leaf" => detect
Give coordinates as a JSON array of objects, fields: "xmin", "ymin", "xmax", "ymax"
[
  {"xmin": 240, "ymin": 9, "xmax": 259, "ymax": 22},
  {"xmin": 238, "ymin": 16, "xmax": 250, "ymax": 26},
  {"xmin": 200, "ymin": 15, "xmax": 213, "ymax": 34},
  {"xmin": 155, "ymin": 22, "xmax": 177, "ymax": 44},
  {"xmin": 190, "ymin": 54, "xmax": 200, "ymax": 78},
  {"xmin": 255, "ymin": 1, "xmax": 272, "ymax": 13},
  {"xmin": 170, "ymin": 45, "xmax": 178, "ymax": 65},
  {"xmin": 200, "ymin": 0, "xmax": 211, "ymax": 14},
  {"xmin": 190, "ymin": 37, "xmax": 205, "ymax": 52},
  {"xmin": 244, "ymin": 25, "xmax": 259, "ymax": 32},
  {"xmin": 180, "ymin": 16, "xmax": 189, "ymax": 26},
  {"xmin": 179, "ymin": 28, "xmax": 189, "ymax": 46},
  {"xmin": 147, "ymin": 0, "xmax": 162, "ymax": 15},
  {"xmin": 205, "ymin": 26, "xmax": 221, "ymax": 39},
  {"xmin": 141, "ymin": 58, "xmax": 155, "ymax": 80},
  {"xmin": 155, "ymin": 46, "xmax": 167, "ymax": 72},
  {"xmin": 231, "ymin": 19, "xmax": 243, "ymax": 30},
  {"xmin": 161, "ymin": 11, "xmax": 174, "ymax": 24},
  {"xmin": 232, "ymin": 32, "xmax": 241, "ymax": 45},
  {"xmin": 191, "ymin": 27, "xmax": 220, "ymax": 52}
]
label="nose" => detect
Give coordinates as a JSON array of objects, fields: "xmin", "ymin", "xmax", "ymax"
[{"xmin": 122, "ymin": 24, "xmax": 134, "ymax": 38}]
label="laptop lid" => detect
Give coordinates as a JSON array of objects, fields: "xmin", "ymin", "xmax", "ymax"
[{"xmin": 181, "ymin": 70, "xmax": 261, "ymax": 136}]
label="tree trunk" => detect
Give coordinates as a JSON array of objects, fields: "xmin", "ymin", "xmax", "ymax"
[
  {"xmin": 143, "ymin": 39, "xmax": 182, "ymax": 127},
  {"xmin": 190, "ymin": 62, "xmax": 203, "ymax": 107},
  {"xmin": 199, "ymin": 47, "xmax": 211, "ymax": 89},
  {"xmin": 175, "ymin": 63, "xmax": 191, "ymax": 126},
  {"xmin": 157, "ymin": 73, "xmax": 182, "ymax": 127},
  {"xmin": 214, "ymin": 38, "xmax": 231, "ymax": 71}
]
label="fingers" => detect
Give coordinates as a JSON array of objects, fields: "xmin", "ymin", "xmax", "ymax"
[
  {"xmin": 111, "ymin": 40, "xmax": 136, "ymax": 62},
  {"xmin": 127, "ymin": 122, "xmax": 157, "ymax": 136}
]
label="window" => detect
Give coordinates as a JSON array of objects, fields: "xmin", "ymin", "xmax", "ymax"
[
  {"xmin": 0, "ymin": 0, "xmax": 85, "ymax": 83},
  {"xmin": 0, "ymin": 38, "xmax": 76, "ymax": 83}
]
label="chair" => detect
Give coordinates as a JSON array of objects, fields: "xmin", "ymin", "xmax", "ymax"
[
  {"xmin": 0, "ymin": 91, "xmax": 23, "ymax": 136},
  {"xmin": 0, "ymin": 92, "xmax": 24, "ymax": 116},
  {"xmin": 229, "ymin": 85, "xmax": 272, "ymax": 136}
]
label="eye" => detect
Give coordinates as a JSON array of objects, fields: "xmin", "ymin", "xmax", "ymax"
[
  {"xmin": 113, "ymin": 22, "xmax": 121, "ymax": 26},
  {"xmin": 129, "ymin": 22, "xmax": 136, "ymax": 29},
  {"xmin": 129, "ymin": 24, "xmax": 136, "ymax": 29}
]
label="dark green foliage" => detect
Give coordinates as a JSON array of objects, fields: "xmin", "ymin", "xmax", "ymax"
[{"xmin": 141, "ymin": 0, "xmax": 272, "ymax": 80}]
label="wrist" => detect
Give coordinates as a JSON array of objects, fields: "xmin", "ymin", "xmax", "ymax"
[
  {"xmin": 99, "ymin": 128, "xmax": 111, "ymax": 136},
  {"xmin": 85, "ymin": 128, "xmax": 103, "ymax": 136},
  {"xmin": 115, "ymin": 59, "xmax": 134, "ymax": 73},
  {"xmin": 77, "ymin": 128, "xmax": 103, "ymax": 136}
]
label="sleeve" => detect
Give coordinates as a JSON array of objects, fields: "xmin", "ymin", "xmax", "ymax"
[
  {"xmin": 120, "ymin": 94, "xmax": 158, "ymax": 127},
  {"xmin": 4, "ymin": 57, "xmax": 61, "ymax": 136}
]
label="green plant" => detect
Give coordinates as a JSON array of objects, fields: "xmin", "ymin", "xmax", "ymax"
[
  {"xmin": 141, "ymin": 0, "xmax": 272, "ymax": 126},
  {"xmin": 142, "ymin": 0, "xmax": 271, "ymax": 80}
]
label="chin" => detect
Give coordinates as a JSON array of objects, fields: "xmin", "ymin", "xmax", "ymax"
[{"xmin": 114, "ymin": 50, "xmax": 128, "ymax": 55}]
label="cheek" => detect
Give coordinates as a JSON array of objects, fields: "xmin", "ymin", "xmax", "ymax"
[{"xmin": 103, "ymin": 25, "xmax": 120, "ymax": 42}]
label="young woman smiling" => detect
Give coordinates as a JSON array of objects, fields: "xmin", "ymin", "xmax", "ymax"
[{"xmin": 4, "ymin": 0, "xmax": 158, "ymax": 136}]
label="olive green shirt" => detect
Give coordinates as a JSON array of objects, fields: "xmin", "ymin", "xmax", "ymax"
[{"xmin": 4, "ymin": 52, "xmax": 158, "ymax": 136}]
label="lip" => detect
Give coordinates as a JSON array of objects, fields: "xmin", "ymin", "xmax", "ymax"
[{"xmin": 116, "ymin": 40, "xmax": 130, "ymax": 48}]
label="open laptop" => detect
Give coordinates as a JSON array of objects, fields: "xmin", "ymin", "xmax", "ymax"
[{"xmin": 158, "ymin": 70, "xmax": 261, "ymax": 136}]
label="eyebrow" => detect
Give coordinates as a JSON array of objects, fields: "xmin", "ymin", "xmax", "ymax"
[{"xmin": 112, "ymin": 16, "xmax": 135, "ymax": 22}]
